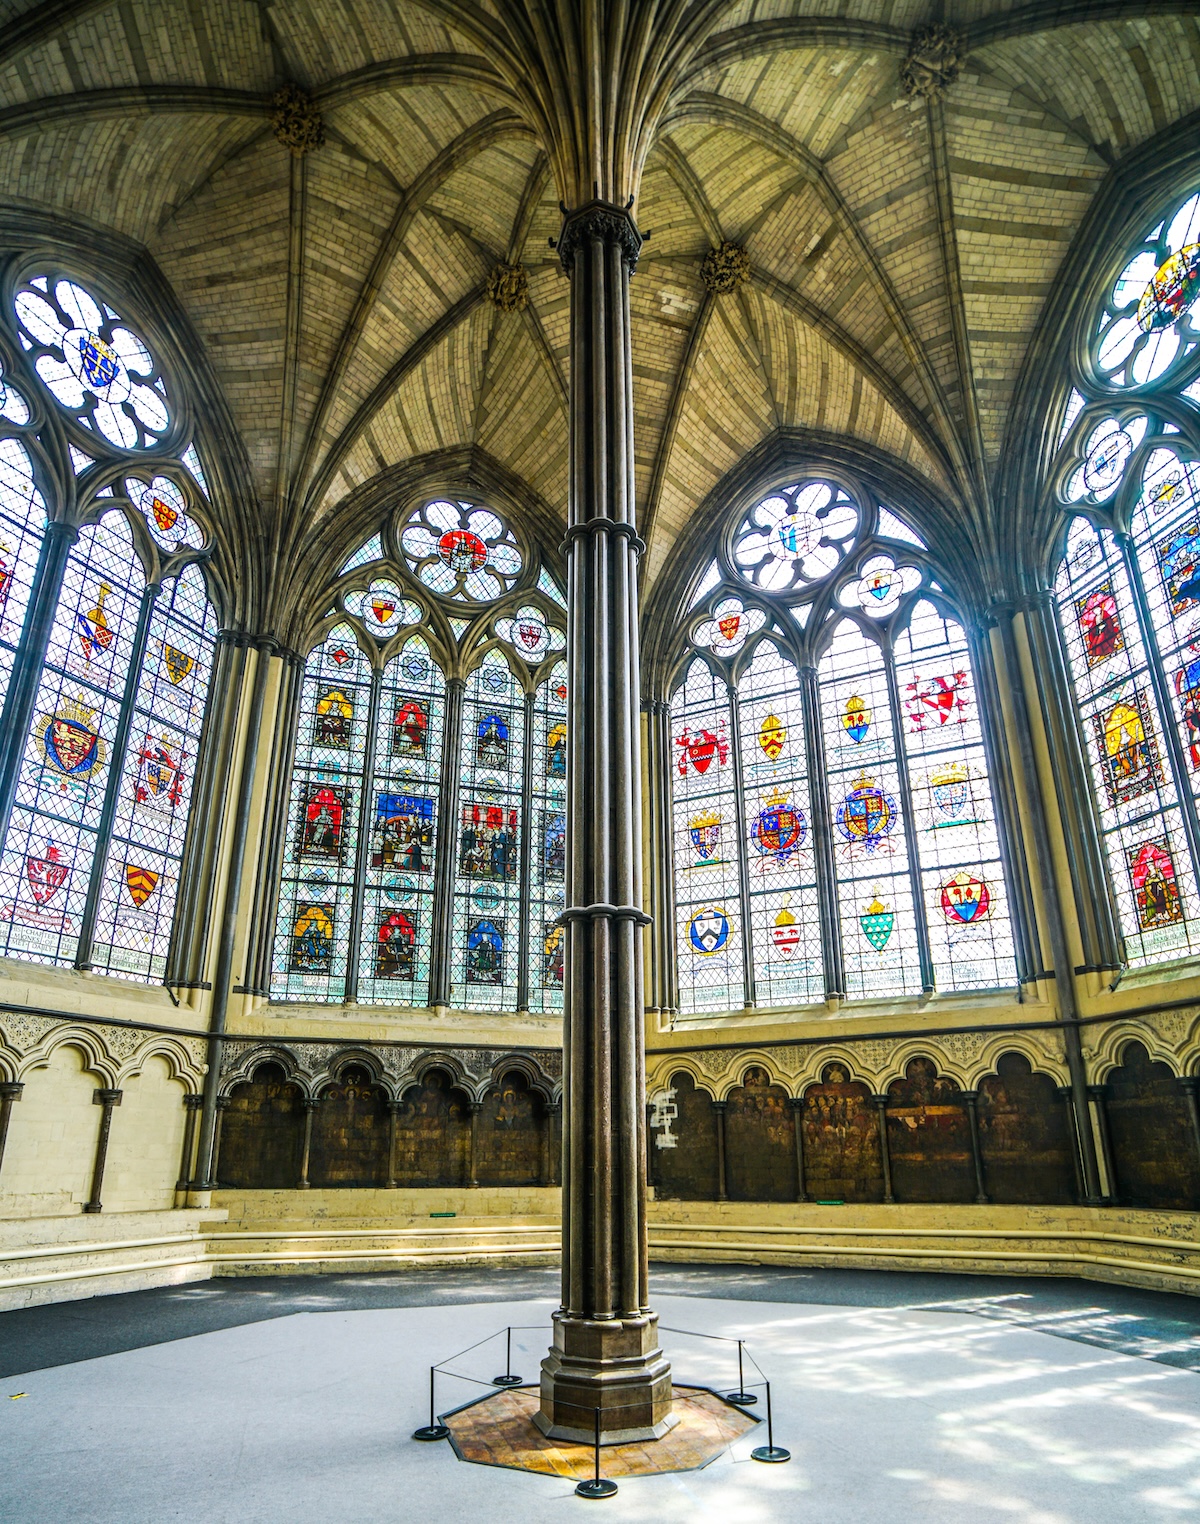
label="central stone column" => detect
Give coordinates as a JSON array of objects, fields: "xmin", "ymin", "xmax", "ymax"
[{"xmin": 534, "ymin": 200, "xmax": 674, "ymax": 1445}]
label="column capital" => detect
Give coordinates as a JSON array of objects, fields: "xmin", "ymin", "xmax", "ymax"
[
  {"xmin": 183, "ymin": 1092, "xmax": 204, "ymax": 1111},
  {"xmin": 555, "ymin": 199, "xmax": 643, "ymax": 276},
  {"xmin": 92, "ymin": 1088, "xmax": 122, "ymax": 1106},
  {"xmin": 560, "ymin": 519, "xmax": 645, "ymax": 557},
  {"xmin": 0, "ymin": 1081, "xmax": 23, "ymax": 1100},
  {"xmin": 301, "ymin": 1096, "xmax": 322, "ymax": 1112}
]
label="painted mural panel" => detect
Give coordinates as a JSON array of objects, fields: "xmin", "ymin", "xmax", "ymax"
[
  {"xmin": 977, "ymin": 1053, "xmax": 1074, "ymax": 1204},
  {"xmin": 885, "ymin": 1057, "xmax": 974, "ymax": 1202},
  {"xmin": 217, "ymin": 1065, "xmax": 304, "ymax": 1189},
  {"xmin": 1104, "ymin": 1042, "xmax": 1200, "ymax": 1209},
  {"xmin": 649, "ymin": 1071, "xmax": 720, "ymax": 1200},
  {"xmin": 800, "ymin": 1064, "xmax": 884, "ymax": 1203},
  {"xmin": 308, "ymin": 1069, "xmax": 390, "ymax": 1187},
  {"xmin": 392, "ymin": 1070, "xmax": 471, "ymax": 1186},
  {"xmin": 724, "ymin": 1065, "xmax": 796, "ymax": 1202},
  {"xmin": 475, "ymin": 1071, "xmax": 544, "ymax": 1186}
]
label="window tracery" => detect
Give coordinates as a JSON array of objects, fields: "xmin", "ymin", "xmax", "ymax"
[
  {"xmin": 0, "ymin": 269, "xmax": 217, "ymax": 983},
  {"xmin": 1053, "ymin": 184, "xmax": 1200, "ymax": 967},
  {"xmin": 668, "ymin": 477, "xmax": 1017, "ymax": 1015}
]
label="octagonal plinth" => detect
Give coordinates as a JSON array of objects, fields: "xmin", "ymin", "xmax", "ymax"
[
  {"xmin": 443, "ymin": 1385, "xmax": 758, "ymax": 1479},
  {"xmin": 534, "ymin": 1310, "xmax": 674, "ymax": 1443}
]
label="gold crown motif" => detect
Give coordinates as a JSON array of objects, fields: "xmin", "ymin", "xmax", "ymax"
[{"xmin": 690, "ymin": 808, "xmax": 720, "ymax": 829}]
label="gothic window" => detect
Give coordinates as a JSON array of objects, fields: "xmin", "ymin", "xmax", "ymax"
[
  {"xmin": 1053, "ymin": 186, "xmax": 1200, "ymax": 965},
  {"xmin": 0, "ymin": 272, "xmax": 216, "ymax": 982},
  {"xmin": 669, "ymin": 478, "xmax": 1017, "ymax": 1016},
  {"xmin": 269, "ymin": 502, "xmax": 566, "ymax": 1013}
]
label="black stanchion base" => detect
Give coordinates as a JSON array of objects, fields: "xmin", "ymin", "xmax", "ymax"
[
  {"xmin": 575, "ymin": 1479, "xmax": 619, "ymax": 1499},
  {"xmin": 724, "ymin": 1391, "xmax": 758, "ymax": 1405},
  {"xmin": 412, "ymin": 1424, "xmax": 451, "ymax": 1442},
  {"xmin": 491, "ymin": 1374, "xmax": 524, "ymax": 1386},
  {"xmin": 751, "ymin": 1445, "xmax": 791, "ymax": 1464}
]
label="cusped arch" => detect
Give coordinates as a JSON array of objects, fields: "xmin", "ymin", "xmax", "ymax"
[
  {"xmin": 1090, "ymin": 1025, "xmax": 1187, "ymax": 1083},
  {"xmin": 219, "ymin": 1043, "xmax": 310, "ymax": 1099},
  {"xmin": 647, "ymin": 1056, "xmax": 718, "ymax": 1101},
  {"xmin": 14, "ymin": 1026, "xmax": 117, "ymax": 1088},
  {"xmin": 114, "ymin": 1035, "xmax": 205, "ymax": 1092}
]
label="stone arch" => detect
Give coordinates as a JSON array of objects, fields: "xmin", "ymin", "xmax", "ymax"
[
  {"xmin": 650, "ymin": 1068, "xmax": 720, "ymax": 1202},
  {"xmin": 217, "ymin": 1060, "xmax": 307, "ymax": 1190},
  {"xmin": 475, "ymin": 1066, "xmax": 547, "ymax": 1187},
  {"xmin": 309, "ymin": 1061, "xmax": 391, "ymax": 1188},
  {"xmin": 393, "ymin": 1065, "xmax": 472, "ymax": 1187},
  {"xmin": 884, "ymin": 1055, "xmax": 973, "ymax": 1204},
  {"xmin": 976, "ymin": 1051, "xmax": 1075, "ymax": 1205}
]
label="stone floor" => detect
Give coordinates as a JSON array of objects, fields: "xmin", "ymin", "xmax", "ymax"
[{"xmin": 3, "ymin": 1272, "xmax": 1200, "ymax": 1521}]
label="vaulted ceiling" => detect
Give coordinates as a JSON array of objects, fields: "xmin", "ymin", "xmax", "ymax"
[{"xmin": 1, "ymin": 0, "xmax": 1198, "ymax": 617}]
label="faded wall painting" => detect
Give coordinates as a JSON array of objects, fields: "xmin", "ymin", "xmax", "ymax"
[
  {"xmin": 476, "ymin": 1070, "xmax": 544, "ymax": 1186},
  {"xmin": 885, "ymin": 1056, "xmax": 974, "ymax": 1203},
  {"xmin": 977, "ymin": 1052, "xmax": 1074, "ymax": 1204},
  {"xmin": 217, "ymin": 1063, "xmax": 304, "ymax": 1189},
  {"xmin": 724, "ymin": 1065, "xmax": 796, "ymax": 1202},
  {"xmin": 392, "ymin": 1069, "xmax": 471, "ymax": 1187},
  {"xmin": 309, "ymin": 1067, "xmax": 389, "ymax": 1187},
  {"xmin": 1104, "ymin": 1042, "xmax": 1200, "ymax": 1210},
  {"xmin": 650, "ymin": 1071, "xmax": 720, "ymax": 1201},
  {"xmin": 801, "ymin": 1064, "xmax": 884, "ymax": 1203}
]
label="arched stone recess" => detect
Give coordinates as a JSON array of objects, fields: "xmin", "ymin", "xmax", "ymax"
[{"xmin": 1087, "ymin": 1019, "xmax": 1195, "ymax": 1082}]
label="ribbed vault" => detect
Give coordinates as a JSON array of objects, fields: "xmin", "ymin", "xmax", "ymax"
[{"xmin": 1, "ymin": 0, "xmax": 1198, "ymax": 627}]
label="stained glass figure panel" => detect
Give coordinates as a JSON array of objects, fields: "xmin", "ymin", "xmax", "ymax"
[
  {"xmin": 270, "ymin": 626, "xmax": 374, "ymax": 1001},
  {"xmin": 738, "ymin": 641, "xmax": 822, "ymax": 1005},
  {"xmin": 1055, "ymin": 517, "xmax": 1200, "ymax": 963},
  {"xmin": 671, "ymin": 657, "xmax": 743, "ymax": 1013},
  {"xmin": 449, "ymin": 650, "xmax": 524, "ymax": 1010},
  {"xmin": 355, "ymin": 637, "xmax": 444, "ymax": 1006},
  {"xmin": 895, "ymin": 601, "xmax": 1017, "ymax": 991},
  {"xmin": 0, "ymin": 435, "xmax": 47, "ymax": 718},
  {"xmin": 0, "ymin": 511, "xmax": 143, "ymax": 966},
  {"xmin": 819, "ymin": 619, "xmax": 921, "ymax": 999},
  {"xmin": 89, "ymin": 563, "xmax": 217, "ymax": 980},
  {"xmin": 529, "ymin": 661, "xmax": 567, "ymax": 1013}
]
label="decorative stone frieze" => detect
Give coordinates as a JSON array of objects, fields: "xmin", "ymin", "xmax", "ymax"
[
  {"xmin": 269, "ymin": 84, "xmax": 325, "ymax": 156},
  {"xmin": 699, "ymin": 241, "xmax": 750, "ymax": 295},
  {"xmin": 900, "ymin": 25, "xmax": 965, "ymax": 101}
]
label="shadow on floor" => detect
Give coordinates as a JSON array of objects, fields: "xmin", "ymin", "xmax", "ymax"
[{"xmin": 3, "ymin": 1260, "xmax": 1200, "ymax": 1379}]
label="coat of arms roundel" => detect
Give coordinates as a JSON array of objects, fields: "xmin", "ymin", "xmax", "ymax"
[{"xmin": 36, "ymin": 696, "xmax": 106, "ymax": 781}]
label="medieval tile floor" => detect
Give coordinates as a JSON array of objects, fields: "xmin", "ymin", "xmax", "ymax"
[{"xmin": 3, "ymin": 1273, "xmax": 1200, "ymax": 1521}]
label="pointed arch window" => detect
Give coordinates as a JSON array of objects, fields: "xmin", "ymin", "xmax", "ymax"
[
  {"xmin": 667, "ymin": 478, "xmax": 1018, "ymax": 1015},
  {"xmin": 0, "ymin": 271, "xmax": 218, "ymax": 983},
  {"xmin": 268, "ymin": 501, "xmax": 568, "ymax": 1013},
  {"xmin": 1051, "ymin": 185, "xmax": 1200, "ymax": 965}
]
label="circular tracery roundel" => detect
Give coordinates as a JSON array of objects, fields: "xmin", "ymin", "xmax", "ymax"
[
  {"xmin": 13, "ymin": 276, "xmax": 172, "ymax": 449},
  {"xmin": 400, "ymin": 498, "xmax": 522, "ymax": 601},
  {"xmin": 1092, "ymin": 191, "xmax": 1200, "ymax": 390},
  {"xmin": 732, "ymin": 481, "xmax": 859, "ymax": 593}
]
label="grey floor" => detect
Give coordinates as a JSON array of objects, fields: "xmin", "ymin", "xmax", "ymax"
[{"xmin": 5, "ymin": 1267, "xmax": 1200, "ymax": 1523}]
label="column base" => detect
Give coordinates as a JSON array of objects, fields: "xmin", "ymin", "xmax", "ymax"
[{"xmin": 536, "ymin": 1310, "xmax": 676, "ymax": 1444}]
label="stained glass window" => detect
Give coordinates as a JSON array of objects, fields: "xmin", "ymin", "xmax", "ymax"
[
  {"xmin": 0, "ymin": 424, "xmax": 46, "ymax": 716},
  {"xmin": 401, "ymin": 499, "xmax": 522, "ymax": 601},
  {"xmin": 671, "ymin": 657, "xmax": 743, "ymax": 1012},
  {"xmin": 529, "ymin": 661, "xmax": 567, "ymax": 1013},
  {"xmin": 1052, "ymin": 182, "xmax": 1200, "ymax": 967},
  {"xmin": 355, "ymin": 637, "xmax": 444, "ymax": 1006},
  {"xmin": 450, "ymin": 650, "xmax": 524, "ymax": 1010},
  {"xmin": 670, "ymin": 478, "xmax": 1019, "ymax": 1015},
  {"xmin": 270, "ymin": 626, "xmax": 373, "ymax": 1002}
]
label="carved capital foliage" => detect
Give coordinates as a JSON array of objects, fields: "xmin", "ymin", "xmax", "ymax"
[
  {"xmin": 270, "ymin": 84, "xmax": 325, "ymax": 157},
  {"xmin": 556, "ymin": 201, "xmax": 643, "ymax": 276},
  {"xmin": 700, "ymin": 242, "xmax": 750, "ymax": 295},
  {"xmin": 900, "ymin": 25, "xmax": 965, "ymax": 102},
  {"xmin": 486, "ymin": 263, "xmax": 530, "ymax": 313}
]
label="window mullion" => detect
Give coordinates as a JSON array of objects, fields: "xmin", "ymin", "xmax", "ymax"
[
  {"xmin": 343, "ymin": 665, "xmax": 383, "ymax": 1004},
  {"xmin": 516, "ymin": 688, "xmax": 536, "ymax": 1012},
  {"xmin": 883, "ymin": 649, "xmax": 935, "ymax": 992},
  {"xmin": 727, "ymin": 683, "xmax": 756, "ymax": 1008},
  {"xmin": 429, "ymin": 675, "xmax": 465, "ymax": 1007},
  {"xmin": 800, "ymin": 663, "xmax": 845, "ymax": 1000},
  {"xmin": 1120, "ymin": 532, "xmax": 1200, "ymax": 881},
  {"xmin": 0, "ymin": 521, "xmax": 77, "ymax": 847},
  {"xmin": 73, "ymin": 581, "xmax": 160, "ymax": 971}
]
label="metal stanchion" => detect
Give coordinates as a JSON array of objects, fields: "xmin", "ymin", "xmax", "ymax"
[
  {"xmin": 412, "ymin": 1365, "xmax": 451, "ymax": 1441},
  {"xmin": 574, "ymin": 1408, "xmax": 618, "ymax": 1499},
  {"xmin": 492, "ymin": 1326, "xmax": 523, "ymax": 1387},
  {"xmin": 750, "ymin": 1380, "xmax": 790, "ymax": 1463},
  {"xmin": 724, "ymin": 1339, "xmax": 757, "ymax": 1404}
]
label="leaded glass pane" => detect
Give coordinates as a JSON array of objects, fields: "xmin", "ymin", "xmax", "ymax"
[
  {"xmin": 528, "ymin": 661, "xmax": 566, "ymax": 1014},
  {"xmin": 270, "ymin": 626, "xmax": 373, "ymax": 1001},
  {"xmin": 738, "ymin": 641, "xmax": 822, "ymax": 1005},
  {"xmin": 0, "ymin": 510, "xmax": 143, "ymax": 965},
  {"xmin": 1055, "ymin": 517, "xmax": 1200, "ymax": 963},
  {"xmin": 449, "ymin": 650, "xmax": 523, "ymax": 1010},
  {"xmin": 671, "ymin": 657, "xmax": 743, "ymax": 1013},
  {"xmin": 89, "ymin": 563, "xmax": 217, "ymax": 980},
  {"xmin": 819, "ymin": 619, "xmax": 921, "ymax": 998},
  {"xmin": 355, "ymin": 637, "xmax": 444, "ymax": 1007},
  {"xmin": 0, "ymin": 435, "xmax": 47, "ymax": 715},
  {"xmin": 895, "ymin": 601, "xmax": 1017, "ymax": 991}
]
